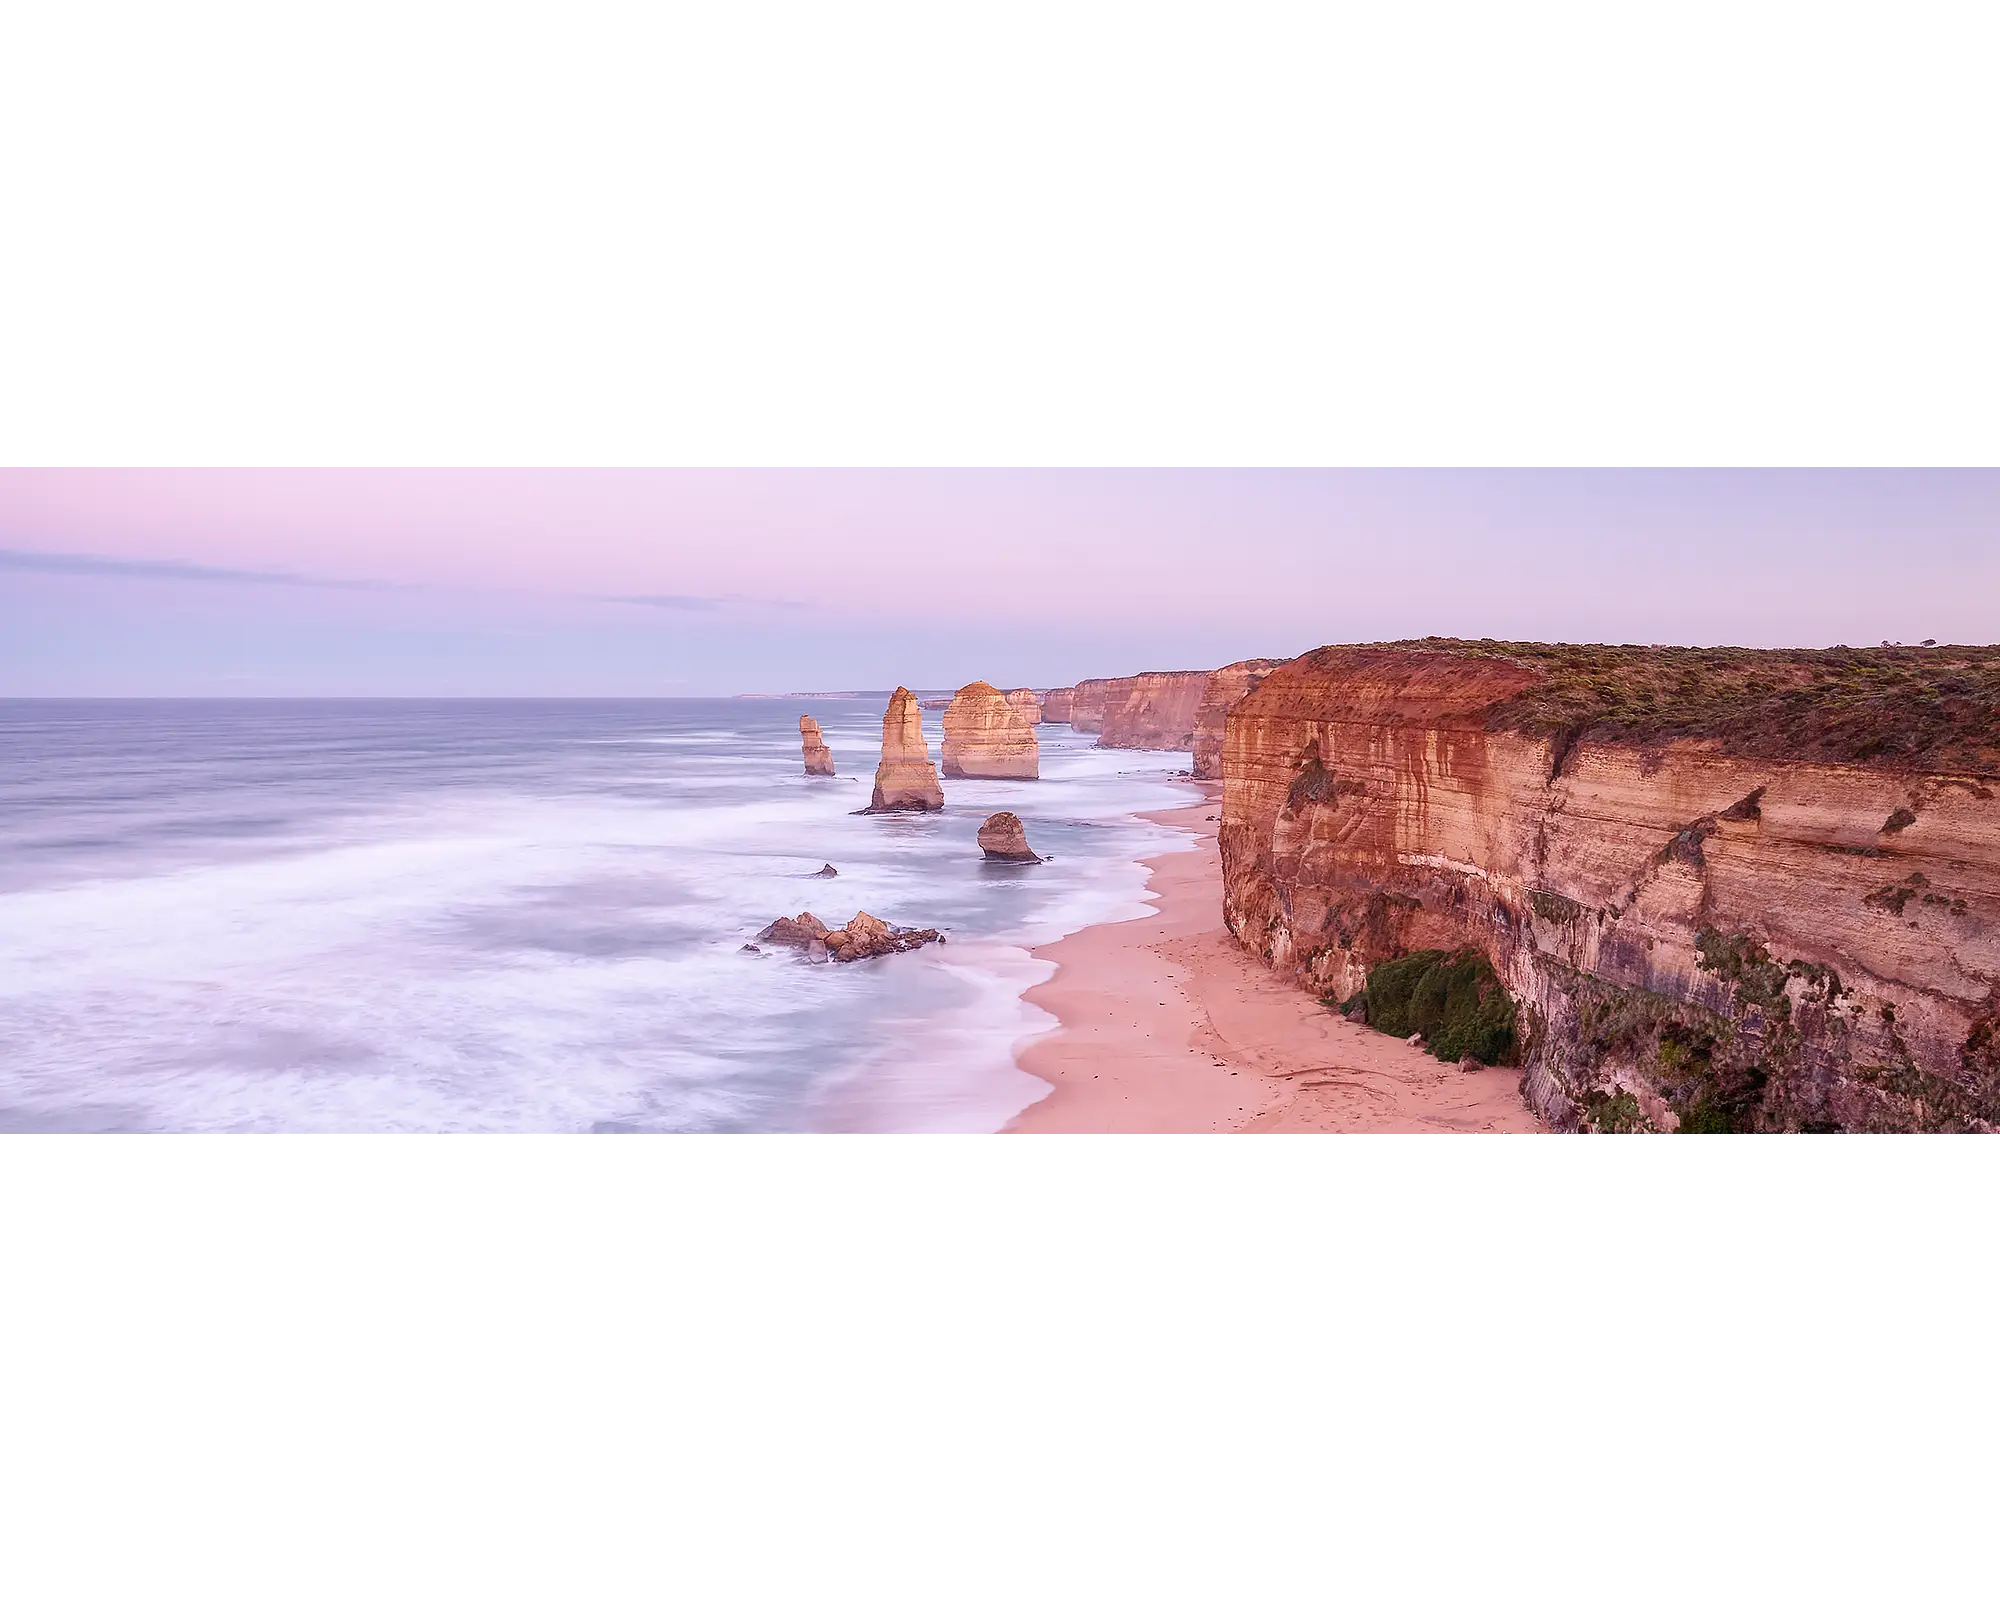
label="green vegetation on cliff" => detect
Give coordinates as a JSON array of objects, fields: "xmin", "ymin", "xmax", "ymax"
[
  {"xmin": 1345, "ymin": 947, "xmax": 1518, "ymax": 1066},
  {"xmin": 1295, "ymin": 640, "xmax": 2000, "ymax": 773}
]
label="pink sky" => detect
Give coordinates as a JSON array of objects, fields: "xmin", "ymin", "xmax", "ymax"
[{"xmin": 3, "ymin": 470, "xmax": 1994, "ymax": 694}]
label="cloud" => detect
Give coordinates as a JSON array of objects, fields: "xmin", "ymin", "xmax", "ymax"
[
  {"xmin": 0, "ymin": 547, "xmax": 394, "ymax": 590},
  {"xmin": 600, "ymin": 593, "xmax": 811, "ymax": 611}
]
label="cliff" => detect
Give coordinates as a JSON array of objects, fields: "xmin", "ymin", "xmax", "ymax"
[
  {"xmin": 1003, "ymin": 688, "xmax": 1043, "ymax": 726},
  {"xmin": 941, "ymin": 682, "xmax": 1039, "ymax": 779},
  {"xmin": 1096, "ymin": 671, "xmax": 1211, "ymax": 750},
  {"xmin": 1218, "ymin": 641, "xmax": 2000, "ymax": 1133},
  {"xmin": 799, "ymin": 715, "xmax": 835, "ymax": 777},
  {"xmin": 865, "ymin": 687, "xmax": 945, "ymax": 812},
  {"xmin": 1069, "ymin": 679, "xmax": 1112, "ymax": 734},
  {"xmin": 1191, "ymin": 659, "xmax": 1289, "ymax": 779},
  {"xmin": 1040, "ymin": 687, "xmax": 1075, "ymax": 724}
]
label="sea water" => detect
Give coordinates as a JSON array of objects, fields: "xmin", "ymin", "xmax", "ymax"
[{"xmin": 0, "ymin": 699, "xmax": 1195, "ymax": 1132}]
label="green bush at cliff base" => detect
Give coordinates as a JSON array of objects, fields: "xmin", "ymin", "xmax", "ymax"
[{"xmin": 1351, "ymin": 947, "xmax": 1518, "ymax": 1066}]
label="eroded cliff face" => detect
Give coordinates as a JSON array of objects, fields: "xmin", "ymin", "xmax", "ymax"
[
  {"xmin": 1096, "ymin": 671, "xmax": 1211, "ymax": 750},
  {"xmin": 1218, "ymin": 645, "xmax": 2000, "ymax": 1132},
  {"xmin": 1041, "ymin": 687, "xmax": 1075, "ymax": 725},
  {"xmin": 1191, "ymin": 659, "xmax": 1289, "ymax": 779},
  {"xmin": 941, "ymin": 681, "xmax": 1038, "ymax": 779},
  {"xmin": 800, "ymin": 715, "xmax": 835, "ymax": 777},
  {"xmin": 1003, "ymin": 688, "xmax": 1043, "ymax": 726},
  {"xmin": 1069, "ymin": 679, "xmax": 1111, "ymax": 734}
]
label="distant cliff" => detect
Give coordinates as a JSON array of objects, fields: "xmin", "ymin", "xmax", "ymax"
[
  {"xmin": 1191, "ymin": 659, "xmax": 1289, "ymax": 778},
  {"xmin": 1069, "ymin": 679, "xmax": 1112, "ymax": 734},
  {"xmin": 1217, "ymin": 641, "xmax": 2000, "ymax": 1133},
  {"xmin": 1096, "ymin": 671, "xmax": 1211, "ymax": 750}
]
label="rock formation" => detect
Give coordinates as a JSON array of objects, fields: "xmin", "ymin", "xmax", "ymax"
[
  {"xmin": 865, "ymin": 687, "xmax": 945, "ymax": 812},
  {"xmin": 977, "ymin": 812, "xmax": 1040, "ymax": 861},
  {"xmin": 1191, "ymin": 659, "xmax": 1290, "ymax": 779},
  {"xmin": 1003, "ymin": 688, "xmax": 1043, "ymax": 726},
  {"xmin": 940, "ymin": 681, "xmax": 1039, "ymax": 779},
  {"xmin": 1096, "ymin": 671, "xmax": 1212, "ymax": 750},
  {"xmin": 755, "ymin": 909, "xmax": 943, "ymax": 963},
  {"xmin": 1217, "ymin": 641, "xmax": 2000, "ymax": 1133},
  {"xmin": 1069, "ymin": 679, "xmax": 1112, "ymax": 734},
  {"xmin": 1040, "ymin": 687, "xmax": 1075, "ymax": 725},
  {"xmin": 800, "ymin": 715, "xmax": 835, "ymax": 777}
]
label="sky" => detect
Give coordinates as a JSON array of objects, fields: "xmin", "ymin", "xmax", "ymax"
[{"xmin": 1, "ymin": 469, "xmax": 1994, "ymax": 695}]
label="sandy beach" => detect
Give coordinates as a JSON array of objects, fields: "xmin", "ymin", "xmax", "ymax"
[{"xmin": 1009, "ymin": 797, "xmax": 1543, "ymax": 1133}]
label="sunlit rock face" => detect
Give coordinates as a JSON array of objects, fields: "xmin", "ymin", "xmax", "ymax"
[
  {"xmin": 1096, "ymin": 671, "xmax": 1211, "ymax": 751},
  {"xmin": 866, "ymin": 688, "xmax": 944, "ymax": 812},
  {"xmin": 1191, "ymin": 659, "xmax": 1289, "ymax": 779},
  {"xmin": 1068, "ymin": 679, "xmax": 1112, "ymax": 734},
  {"xmin": 941, "ymin": 682, "xmax": 1039, "ymax": 780},
  {"xmin": 1003, "ymin": 688, "xmax": 1043, "ymax": 726},
  {"xmin": 800, "ymin": 715, "xmax": 835, "ymax": 777},
  {"xmin": 1219, "ymin": 642, "xmax": 2000, "ymax": 1133},
  {"xmin": 1040, "ymin": 687, "xmax": 1075, "ymax": 725}
]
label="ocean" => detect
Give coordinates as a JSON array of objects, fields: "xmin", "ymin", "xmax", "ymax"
[{"xmin": 0, "ymin": 699, "xmax": 1195, "ymax": 1132}]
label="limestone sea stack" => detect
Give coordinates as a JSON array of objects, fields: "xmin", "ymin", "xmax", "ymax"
[
  {"xmin": 1041, "ymin": 687, "xmax": 1075, "ymax": 725},
  {"xmin": 977, "ymin": 811, "xmax": 1040, "ymax": 862},
  {"xmin": 800, "ymin": 715, "xmax": 835, "ymax": 776},
  {"xmin": 1003, "ymin": 688, "xmax": 1043, "ymax": 726},
  {"xmin": 865, "ymin": 687, "xmax": 945, "ymax": 812},
  {"xmin": 941, "ymin": 681, "xmax": 1039, "ymax": 779},
  {"xmin": 1069, "ymin": 679, "xmax": 1112, "ymax": 734},
  {"xmin": 1190, "ymin": 658, "xmax": 1290, "ymax": 778}
]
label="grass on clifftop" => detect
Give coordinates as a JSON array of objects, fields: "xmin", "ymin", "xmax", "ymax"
[{"xmin": 1301, "ymin": 639, "xmax": 2000, "ymax": 773}]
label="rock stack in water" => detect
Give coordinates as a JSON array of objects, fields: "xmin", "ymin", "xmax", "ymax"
[
  {"xmin": 1003, "ymin": 688, "xmax": 1043, "ymax": 726},
  {"xmin": 754, "ymin": 909, "xmax": 943, "ymax": 963},
  {"xmin": 865, "ymin": 687, "xmax": 945, "ymax": 812},
  {"xmin": 977, "ymin": 812, "xmax": 1040, "ymax": 862},
  {"xmin": 800, "ymin": 715, "xmax": 836, "ymax": 776},
  {"xmin": 941, "ymin": 682, "xmax": 1039, "ymax": 779},
  {"xmin": 1040, "ymin": 687, "xmax": 1075, "ymax": 724}
]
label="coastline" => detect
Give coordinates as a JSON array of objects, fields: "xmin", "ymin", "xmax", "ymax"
[{"xmin": 1008, "ymin": 795, "xmax": 1543, "ymax": 1133}]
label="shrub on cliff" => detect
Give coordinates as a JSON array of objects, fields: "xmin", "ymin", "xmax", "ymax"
[{"xmin": 1350, "ymin": 947, "xmax": 1518, "ymax": 1066}]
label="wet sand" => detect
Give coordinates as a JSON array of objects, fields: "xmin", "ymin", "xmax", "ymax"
[{"xmin": 1009, "ymin": 798, "xmax": 1543, "ymax": 1133}]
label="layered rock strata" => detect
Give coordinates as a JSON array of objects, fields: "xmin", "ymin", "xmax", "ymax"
[
  {"xmin": 1069, "ymin": 679, "xmax": 1112, "ymax": 734},
  {"xmin": 977, "ymin": 812, "xmax": 1040, "ymax": 862},
  {"xmin": 1040, "ymin": 687, "xmax": 1075, "ymax": 725},
  {"xmin": 1218, "ymin": 641, "xmax": 2000, "ymax": 1133},
  {"xmin": 800, "ymin": 715, "xmax": 835, "ymax": 776},
  {"xmin": 1191, "ymin": 659, "xmax": 1289, "ymax": 778},
  {"xmin": 865, "ymin": 688, "xmax": 945, "ymax": 812},
  {"xmin": 1003, "ymin": 688, "xmax": 1043, "ymax": 726},
  {"xmin": 1096, "ymin": 670, "xmax": 1212, "ymax": 750},
  {"xmin": 940, "ymin": 681, "xmax": 1039, "ymax": 779}
]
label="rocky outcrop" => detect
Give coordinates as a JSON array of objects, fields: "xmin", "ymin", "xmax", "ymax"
[
  {"xmin": 941, "ymin": 681, "xmax": 1039, "ymax": 779},
  {"xmin": 1003, "ymin": 688, "xmax": 1043, "ymax": 726},
  {"xmin": 1069, "ymin": 679, "xmax": 1112, "ymax": 734},
  {"xmin": 800, "ymin": 715, "xmax": 835, "ymax": 776},
  {"xmin": 1041, "ymin": 687, "xmax": 1075, "ymax": 725},
  {"xmin": 1218, "ymin": 641, "xmax": 2000, "ymax": 1133},
  {"xmin": 865, "ymin": 687, "xmax": 945, "ymax": 812},
  {"xmin": 1191, "ymin": 659, "xmax": 1289, "ymax": 778},
  {"xmin": 1097, "ymin": 670, "xmax": 1212, "ymax": 750},
  {"xmin": 977, "ymin": 812, "xmax": 1040, "ymax": 861},
  {"xmin": 755, "ymin": 909, "xmax": 943, "ymax": 963}
]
